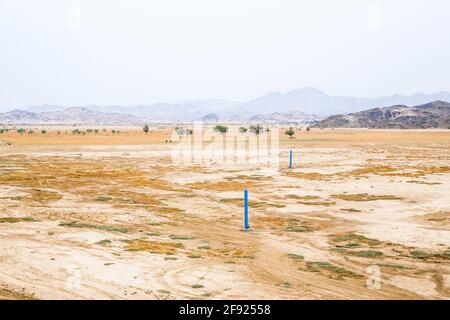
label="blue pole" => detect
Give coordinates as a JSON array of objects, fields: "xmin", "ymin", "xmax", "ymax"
[
  {"xmin": 244, "ymin": 189, "xmax": 249, "ymax": 230},
  {"xmin": 289, "ymin": 149, "xmax": 293, "ymax": 169}
]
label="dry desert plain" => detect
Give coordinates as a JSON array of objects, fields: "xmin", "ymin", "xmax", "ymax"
[{"xmin": 0, "ymin": 127, "xmax": 449, "ymax": 300}]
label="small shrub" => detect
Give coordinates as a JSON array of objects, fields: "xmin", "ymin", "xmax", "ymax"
[
  {"xmin": 214, "ymin": 125, "xmax": 228, "ymax": 134},
  {"xmin": 96, "ymin": 196, "xmax": 112, "ymax": 201}
]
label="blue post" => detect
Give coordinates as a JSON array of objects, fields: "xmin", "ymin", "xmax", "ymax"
[
  {"xmin": 244, "ymin": 190, "xmax": 249, "ymax": 230},
  {"xmin": 289, "ymin": 149, "xmax": 293, "ymax": 169}
]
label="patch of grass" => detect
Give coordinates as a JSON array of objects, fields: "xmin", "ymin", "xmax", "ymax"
[
  {"xmin": 158, "ymin": 289, "xmax": 170, "ymax": 294},
  {"xmin": 285, "ymin": 220, "xmax": 313, "ymax": 233},
  {"xmin": 187, "ymin": 254, "xmax": 202, "ymax": 259},
  {"xmin": 332, "ymin": 193, "xmax": 402, "ymax": 202},
  {"xmin": 191, "ymin": 284, "xmax": 204, "ymax": 289},
  {"xmin": 95, "ymin": 239, "xmax": 112, "ymax": 246},
  {"xmin": 96, "ymin": 196, "xmax": 112, "ymax": 201},
  {"xmin": 287, "ymin": 195, "xmax": 321, "ymax": 200},
  {"xmin": 331, "ymin": 233, "xmax": 382, "ymax": 246},
  {"xmin": 198, "ymin": 245, "xmax": 211, "ymax": 250},
  {"xmin": 410, "ymin": 249, "xmax": 433, "ymax": 260},
  {"xmin": 304, "ymin": 261, "xmax": 361, "ymax": 279},
  {"xmin": 410, "ymin": 248, "xmax": 450, "ymax": 260},
  {"xmin": 59, "ymin": 221, "xmax": 130, "ymax": 233},
  {"xmin": 164, "ymin": 257, "xmax": 178, "ymax": 261},
  {"xmin": 0, "ymin": 217, "xmax": 37, "ymax": 223},
  {"xmin": 280, "ymin": 282, "xmax": 293, "ymax": 288},
  {"xmin": 287, "ymin": 253, "xmax": 304, "ymax": 260},
  {"xmin": 439, "ymin": 248, "xmax": 450, "ymax": 259},
  {"xmin": 352, "ymin": 250, "xmax": 384, "ymax": 258},
  {"xmin": 170, "ymin": 235, "xmax": 195, "ymax": 240},
  {"xmin": 340, "ymin": 208, "xmax": 362, "ymax": 213},
  {"xmin": 406, "ymin": 180, "xmax": 441, "ymax": 185},
  {"xmin": 344, "ymin": 242, "xmax": 362, "ymax": 248}
]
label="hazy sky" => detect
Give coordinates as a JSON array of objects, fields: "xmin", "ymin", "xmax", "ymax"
[{"xmin": 1, "ymin": 0, "xmax": 449, "ymax": 110}]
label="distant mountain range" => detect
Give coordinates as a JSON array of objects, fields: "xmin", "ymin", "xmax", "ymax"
[
  {"xmin": 236, "ymin": 88, "xmax": 450, "ymax": 116},
  {"xmin": 6, "ymin": 87, "xmax": 449, "ymax": 122},
  {"xmin": 1, "ymin": 88, "xmax": 449, "ymax": 124},
  {"xmin": 317, "ymin": 101, "xmax": 450, "ymax": 129},
  {"xmin": 0, "ymin": 107, "xmax": 142, "ymax": 125}
]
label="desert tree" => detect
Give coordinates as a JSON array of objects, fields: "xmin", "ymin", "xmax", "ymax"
[
  {"xmin": 285, "ymin": 127, "xmax": 295, "ymax": 139},
  {"xmin": 239, "ymin": 127, "xmax": 248, "ymax": 133},
  {"xmin": 175, "ymin": 126, "xmax": 185, "ymax": 137},
  {"xmin": 143, "ymin": 124, "xmax": 149, "ymax": 134},
  {"xmin": 306, "ymin": 126, "xmax": 311, "ymax": 133},
  {"xmin": 249, "ymin": 124, "xmax": 263, "ymax": 135},
  {"xmin": 214, "ymin": 125, "xmax": 228, "ymax": 134}
]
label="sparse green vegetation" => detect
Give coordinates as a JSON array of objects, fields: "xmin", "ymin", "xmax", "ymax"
[
  {"xmin": 352, "ymin": 250, "xmax": 384, "ymax": 258},
  {"xmin": 96, "ymin": 196, "xmax": 112, "ymax": 201},
  {"xmin": 191, "ymin": 284, "xmax": 204, "ymax": 289},
  {"xmin": 332, "ymin": 193, "xmax": 403, "ymax": 201},
  {"xmin": 214, "ymin": 125, "xmax": 228, "ymax": 134},
  {"xmin": 340, "ymin": 208, "xmax": 362, "ymax": 213},
  {"xmin": 287, "ymin": 253, "xmax": 304, "ymax": 260},
  {"xmin": 170, "ymin": 235, "xmax": 195, "ymax": 240},
  {"xmin": 0, "ymin": 217, "xmax": 37, "ymax": 223},
  {"xmin": 59, "ymin": 221, "xmax": 130, "ymax": 233},
  {"xmin": 95, "ymin": 239, "xmax": 112, "ymax": 245},
  {"xmin": 304, "ymin": 261, "xmax": 361, "ymax": 279},
  {"xmin": 239, "ymin": 127, "xmax": 248, "ymax": 133},
  {"xmin": 409, "ymin": 249, "xmax": 450, "ymax": 260},
  {"xmin": 285, "ymin": 220, "xmax": 313, "ymax": 233},
  {"xmin": 331, "ymin": 233, "xmax": 382, "ymax": 246}
]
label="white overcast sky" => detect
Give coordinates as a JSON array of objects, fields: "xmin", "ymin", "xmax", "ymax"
[{"xmin": 0, "ymin": 0, "xmax": 449, "ymax": 109}]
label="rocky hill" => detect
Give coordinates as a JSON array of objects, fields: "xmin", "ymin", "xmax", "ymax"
[
  {"xmin": 317, "ymin": 101, "xmax": 450, "ymax": 129},
  {"xmin": 0, "ymin": 107, "xmax": 142, "ymax": 125}
]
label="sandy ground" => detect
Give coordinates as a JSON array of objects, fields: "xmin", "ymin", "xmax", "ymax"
[{"xmin": 0, "ymin": 127, "xmax": 449, "ymax": 300}]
